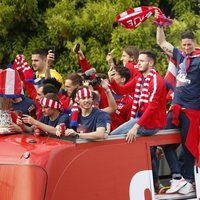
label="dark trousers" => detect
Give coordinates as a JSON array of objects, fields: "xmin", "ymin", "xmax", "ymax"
[{"xmin": 163, "ymin": 111, "xmax": 195, "ymax": 182}]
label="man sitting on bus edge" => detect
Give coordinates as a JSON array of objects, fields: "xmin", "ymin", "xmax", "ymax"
[
  {"xmin": 65, "ymin": 87, "xmax": 110, "ymax": 140},
  {"xmin": 109, "ymin": 51, "xmax": 167, "ymax": 141}
]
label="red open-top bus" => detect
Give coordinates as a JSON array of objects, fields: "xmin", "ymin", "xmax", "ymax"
[{"xmin": 0, "ymin": 129, "xmax": 199, "ymax": 200}]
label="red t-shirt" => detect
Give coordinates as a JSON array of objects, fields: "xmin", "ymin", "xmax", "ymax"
[{"xmin": 110, "ymin": 94, "xmax": 133, "ymax": 131}]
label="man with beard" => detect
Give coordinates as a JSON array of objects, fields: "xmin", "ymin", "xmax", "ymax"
[
  {"xmin": 108, "ymin": 51, "xmax": 167, "ymax": 192},
  {"xmin": 31, "ymin": 49, "xmax": 63, "ymax": 85},
  {"xmin": 109, "ymin": 51, "xmax": 166, "ymax": 142}
]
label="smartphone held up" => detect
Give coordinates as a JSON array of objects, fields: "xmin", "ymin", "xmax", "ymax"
[{"xmin": 74, "ymin": 43, "xmax": 80, "ymax": 54}]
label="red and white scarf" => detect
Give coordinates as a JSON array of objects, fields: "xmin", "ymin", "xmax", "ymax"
[
  {"xmin": 131, "ymin": 69, "xmax": 156, "ymax": 119},
  {"xmin": 40, "ymin": 97, "xmax": 62, "ymax": 110},
  {"xmin": 70, "ymin": 87, "xmax": 93, "ymax": 127},
  {"xmin": 12, "ymin": 54, "xmax": 34, "ymax": 81},
  {"xmin": 116, "ymin": 6, "xmax": 172, "ymax": 29}
]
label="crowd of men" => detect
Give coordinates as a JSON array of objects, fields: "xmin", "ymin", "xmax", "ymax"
[{"xmin": 1, "ymin": 23, "xmax": 200, "ymax": 195}]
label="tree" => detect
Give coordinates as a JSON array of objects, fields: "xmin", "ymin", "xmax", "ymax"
[{"xmin": 0, "ymin": 0, "xmax": 199, "ymax": 77}]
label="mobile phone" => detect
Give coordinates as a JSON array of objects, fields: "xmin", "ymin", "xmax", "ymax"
[
  {"xmin": 50, "ymin": 46, "xmax": 56, "ymax": 54},
  {"xmin": 74, "ymin": 43, "xmax": 80, "ymax": 54}
]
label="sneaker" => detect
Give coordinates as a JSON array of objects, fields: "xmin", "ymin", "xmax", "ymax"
[
  {"xmin": 178, "ymin": 182, "xmax": 195, "ymax": 194},
  {"xmin": 166, "ymin": 177, "xmax": 187, "ymax": 194}
]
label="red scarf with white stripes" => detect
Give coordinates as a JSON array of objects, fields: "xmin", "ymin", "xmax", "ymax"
[
  {"xmin": 12, "ymin": 54, "xmax": 34, "ymax": 81},
  {"xmin": 131, "ymin": 69, "xmax": 156, "ymax": 119},
  {"xmin": 70, "ymin": 87, "xmax": 93, "ymax": 128},
  {"xmin": 116, "ymin": 6, "xmax": 173, "ymax": 29},
  {"xmin": 40, "ymin": 97, "xmax": 62, "ymax": 110}
]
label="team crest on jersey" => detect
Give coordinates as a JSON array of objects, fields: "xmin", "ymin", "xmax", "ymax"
[{"xmin": 118, "ymin": 103, "xmax": 124, "ymax": 109}]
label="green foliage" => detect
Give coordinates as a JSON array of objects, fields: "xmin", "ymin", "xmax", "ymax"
[
  {"xmin": 172, "ymin": 0, "xmax": 200, "ymax": 18},
  {"xmin": 0, "ymin": 3, "xmax": 15, "ymax": 37},
  {"xmin": 0, "ymin": 0, "xmax": 200, "ymax": 77}
]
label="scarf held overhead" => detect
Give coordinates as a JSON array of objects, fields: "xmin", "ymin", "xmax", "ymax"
[{"xmin": 116, "ymin": 6, "xmax": 173, "ymax": 29}]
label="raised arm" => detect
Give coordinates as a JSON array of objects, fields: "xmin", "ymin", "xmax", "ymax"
[
  {"xmin": 72, "ymin": 44, "xmax": 91, "ymax": 72},
  {"xmin": 156, "ymin": 27, "xmax": 174, "ymax": 57},
  {"xmin": 45, "ymin": 50, "xmax": 55, "ymax": 79},
  {"xmin": 100, "ymin": 79, "xmax": 117, "ymax": 114}
]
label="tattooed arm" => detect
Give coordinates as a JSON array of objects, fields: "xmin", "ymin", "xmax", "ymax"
[{"xmin": 156, "ymin": 27, "xmax": 174, "ymax": 57}]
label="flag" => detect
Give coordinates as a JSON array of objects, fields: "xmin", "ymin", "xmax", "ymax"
[
  {"xmin": 0, "ymin": 68, "xmax": 23, "ymax": 98},
  {"xmin": 164, "ymin": 58, "xmax": 177, "ymax": 91},
  {"xmin": 164, "ymin": 48, "xmax": 200, "ymax": 91}
]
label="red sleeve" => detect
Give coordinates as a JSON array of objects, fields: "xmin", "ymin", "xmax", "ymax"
[
  {"xmin": 126, "ymin": 62, "xmax": 139, "ymax": 79},
  {"xmin": 78, "ymin": 58, "xmax": 92, "ymax": 72},
  {"xmin": 23, "ymin": 81, "xmax": 40, "ymax": 107},
  {"xmin": 94, "ymin": 85, "xmax": 108, "ymax": 109},
  {"xmin": 110, "ymin": 77, "xmax": 137, "ymax": 95},
  {"xmin": 166, "ymin": 89, "xmax": 173, "ymax": 102},
  {"xmin": 59, "ymin": 94, "xmax": 71, "ymax": 110},
  {"xmin": 23, "ymin": 81, "xmax": 37, "ymax": 99}
]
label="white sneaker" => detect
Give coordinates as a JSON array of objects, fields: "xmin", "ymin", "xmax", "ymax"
[
  {"xmin": 178, "ymin": 182, "xmax": 195, "ymax": 194},
  {"xmin": 166, "ymin": 177, "xmax": 187, "ymax": 194}
]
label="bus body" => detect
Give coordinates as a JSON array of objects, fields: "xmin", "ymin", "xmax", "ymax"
[{"xmin": 0, "ymin": 130, "xmax": 199, "ymax": 200}]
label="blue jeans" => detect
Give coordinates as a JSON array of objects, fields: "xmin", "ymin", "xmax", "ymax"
[
  {"xmin": 163, "ymin": 111, "xmax": 195, "ymax": 182},
  {"xmin": 111, "ymin": 118, "xmax": 159, "ymax": 136}
]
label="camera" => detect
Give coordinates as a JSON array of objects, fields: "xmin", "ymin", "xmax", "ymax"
[
  {"xmin": 83, "ymin": 68, "xmax": 96, "ymax": 79},
  {"xmin": 74, "ymin": 43, "xmax": 80, "ymax": 54},
  {"xmin": 82, "ymin": 68, "xmax": 101, "ymax": 87},
  {"xmin": 89, "ymin": 76, "xmax": 102, "ymax": 87}
]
